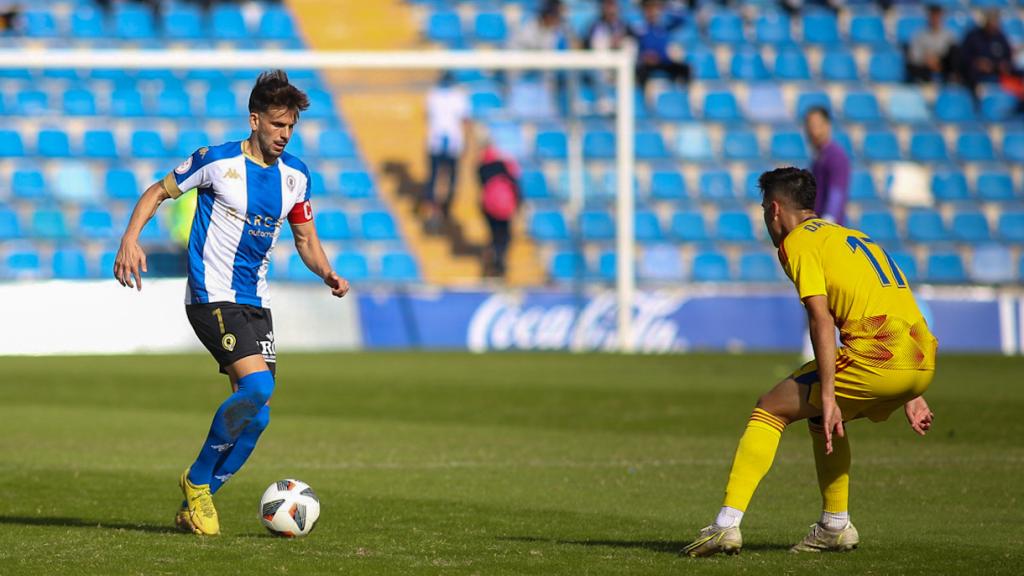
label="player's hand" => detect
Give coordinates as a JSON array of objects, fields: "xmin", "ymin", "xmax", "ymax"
[
  {"xmin": 324, "ymin": 270, "xmax": 350, "ymax": 298},
  {"xmin": 821, "ymin": 398, "xmax": 845, "ymax": 455},
  {"xmin": 904, "ymin": 396, "xmax": 934, "ymax": 436},
  {"xmin": 113, "ymin": 238, "xmax": 147, "ymax": 291}
]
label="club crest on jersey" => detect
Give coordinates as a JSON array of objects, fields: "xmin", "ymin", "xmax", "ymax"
[
  {"xmin": 174, "ymin": 156, "xmax": 193, "ymax": 174},
  {"xmin": 287, "ymin": 175, "xmax": 296, "ymax": 192},
  {"xmin": 222, "ymin": 333, "xmax": 236, "ymax": 351}
]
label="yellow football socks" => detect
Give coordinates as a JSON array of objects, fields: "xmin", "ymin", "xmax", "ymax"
[
  {"xmin": 722, "ymin": 408, "xmax": 787, "ymax": 511},
  {"xmin": 809, "ymin": 419, "xmax": 851, "ymax": 514}
]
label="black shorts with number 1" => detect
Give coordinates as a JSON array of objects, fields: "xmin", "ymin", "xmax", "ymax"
[{"xmin": 186, "ymin": 302, "xmax": 276, "ymax": 376}]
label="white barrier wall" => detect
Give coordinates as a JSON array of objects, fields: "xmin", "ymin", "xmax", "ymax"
[{"xmin": 1, "ymin": 279, "xmax": 362, "ymax": 355}]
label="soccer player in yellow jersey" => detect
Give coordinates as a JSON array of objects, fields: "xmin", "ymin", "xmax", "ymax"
[{"xmin": 684, "ymin": 167, "xmax": 938, "ymax": 557}]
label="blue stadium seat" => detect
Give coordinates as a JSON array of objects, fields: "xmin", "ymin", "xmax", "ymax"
[
  {"xmin": 319, "ymin": 130, "xmax": 357, "ymax": 159},
  {"xmin": 530, "ymin": 211, "xmax": 569, "ymax": 242},
  {"xmin": 746, "ymin": 84, "xmax": 787, "ymax": 123},
  {"xmin": 157, "ymin": 89, "xmax": 191, "ymax": 117},
  {"xmin": 717, "ymin": 210, "xmax": 756, "ymax": 243},
  {"xmin": 333, "ymin": 253, "xmax": 369, "ymax": 282},
  {"xmin": 655, "ymin": 90, "xmax": 692, "ymax": 119},
  {"xmin": 692, "ymin": 250, "xmax": 731, "ymax": 282},
  {"xmin": 17, "ymin": 90, "xmax": 48, "ymax": 116},
  {"xmin": 303, "ymin": 89, "xmax": 335, "ymax": 120},
  {"xmin": 53, "ymin": 248, "xmax": 88, "ymax": 280},
  {"xmin": 795, "ymin": 91, "xmax": 831, "ymax": 118},
  {"xmin": 970, "ymin": 244, "xmax": 1014, "ymax": 284},
  {"xmin": 981, "ymin": 90, "xmax": 1018, "ymax": 122},
  {"xmin": 890, "ymin": 250, "xmax": 918, "ymax": 283},
  {"xmin": 909, "ymin": 130, "xmax": 948, "ymax": 162},
  {"xmin": 132, "ymin": 130, "xmax": 166, "ymax": 158},
  {"xmin": 700, "ymin": 170, "xmax": 734, "ymax": 202},
  {"xmin": 976, "ymin": 171, "xmax": 1015, "ymax": 202},
  {"xmin": 676, "ymin": 125, "xmax": 714, "ymax": 162},
  {"xmin": 858, "ymin": 211, "xmax": 899, "ymax": 243},
  {"xmin": 849, "ymin": 13, "xmax": 887, "ymax": 45},
  {"xmin": 5, "ymin": 248, "xmax": 42, "ymax": 279},
  {"xmin": 635, "ymin": 211, "xmax": 663, "ymax": 243},
  {"xmin": 521, "ymin": 170, "xmax": 550, "ymax": 201},
  {"xmin": 730, "ymin": 49, "xmax": 769, "ymax": 80},
  {"xmin": 770, "ymin": 131, "xmax": 808, "ymax": 161},
  {"xmin": 106, "ymin": 169, "xmax": 139, "ymax": 201},
  {"xmin": 998, "ymin": 212, "xmax": 1024, "ymax": 243},
  {"xmin": 595, "ymin": 251, "xmax": 617, "ymax": 282},
  {"xmin": 63, "ymin": 88, "xmax": 97, "ymax": 116},
  {"xmin": 584, "ymin": 130, "xmax": 616, "ymax": 159},
  {"xmin": 755, "ymin": 11, "xmax": 791, "ymax": 45},
  {"xmin": 703, "ymin": 91, "xmax": 741, "ymax": 122},
  {"xmin": 710, "ymin": 11, "xmax": 745, "ymax": 43},
  {"xmin": 821, "ymin": 50, "xmax": 859, "ymax": 82},
  {"xmin": 111, "ymin": 88, "xmax": 144, "ymax": 117},
  {"xmin": 470, "ymin": 90, "xmax": 502, "ymax": 118},
  {"xmin": 24, "ymin": 10, "xmax": 57, "ymax": 38},
  {"xmin": 339, "ymin": 171, "xmax": 375, "ymax": 199},
  {"xmin": 774, "ymin": 46, "xmax": 811, "ymax": 80},
  {"xmin": 314, "ymin": 211, "xmax": 351, "ymax": 240},
  {"xmin": 509, "ymin": 80, "xmax": 556, "ymax": 119},
  {"xmin": 535, "ymin": 130, "xmax": 568, "ymax": 160},
  {"xmin": 12, "ymin": 170, "xmax": 46, "ymax": 201},
  {"xmin": 286, "ymin": 253, "xmax": 320, "ymax": 282},
  {"xmin": 97, "ymin": 251, "xmax": 117, "ymax": 279},
  {"xmin": 285, "ymin": 132, "xmax": 305, "ymax": 156},
  {"xmin": 956, "ymin": 132, "xmax": 996, "ymax": 162},
  {"xmin": 549, "ymin": 251, "xmax": 585, "ymax": 282},
  {"xmin": 163, "ymin": 6, "xmax": 203, "ymax": 40},
  {"xmin": 259, "ymin": 6, "xmax": 298, "ymax": 41},
  {"xmin": 580, "ymin": 210, "xmax": 614, "ymax": 241},
  {"xmin": 951, "ymin": 210, "xmax": 991, "ymax": 243},
  {"xmin": 0, "ymin": 207, "xmax": 19, "ymax": 240},
  {"xmin": 862, "ymin": 130, "xmax": 901, "ymax": 161},
  {"xmin": 671, "ymin": 210, "xmax": 707, "ymax": 242},
  {"xmin": 32, "ymin": 208, "xmax": 68, "ymax": 239},
  {"xmin": 115, "ymin": 5, "xmax": 155, "ymax": 39},
  {"xmin": 926, "ymin": 252, "xmax": 966, "ymax": 284},
  {"xmin": 650, "ymin": 171, "xmax": 686, "ymax": 201},
  {"xmin": 212, "ymin": 5, "xmax": 247, "ymax": 40},
  {"xmin": 71, "ymin": 8, "xmax": 105, "ymax": 38},
  {"xmin": 474, "ymin": 12, "xmax": 507, "ymax": 43},
  {"xmin": 723, "ymin": 129, "xmax": 760, "ymax": 161},
  {"xmin": 635, "ymin": 131, "xmax": 667, "ymax": 159},
  {"xmin": 739, "ymin": 252, "xmax": 781, "ymax": 282},
  {"xmin": 896, "ymin": 15, "xmax": 926, "ymax": 44},
  {"xmin": 79, "ymin": 208, "xmax": 115, "ymax": 239},
  {"xmin": 907, "ymin": 209, "xmax": 949, "ymax": 243},
  {"xmin": 378, "ymin": 251, "xmax": 418, "ymax": 282},
  {"xmin": 175, "ymin": 130, "xmax": 209, "ymax": 158},
  {"xmin": 843, "ymin": 92, "xmax": 881, "ymax": 123},
  {"xmin": 868, "ymin": 50, "xmax": 904, "ymax": 83},
  {"xmin": 931, "ymin": 171, "xmax": 970, "ymax": 202},
  {"xmin": 850, "ymin": 170, "xmax": 879, "ymax": 202},
  {"xmin": 935, "ymin": 88, "xmax": 976, "ymax": 123},
  {"xmin": 37, "ymin": 130, "xmax": 71, "ymax": 158},
  {"xmin": 206, "ymin": 89, "xmax": 239, "ymax": 118},
  {"xmin": 427, "ymin": 11, "xmax": 462, "ymax": 45},
  {"xmin": 0, "ymin": 130, "xmax": 24, "ymax": 157},
  {"xmin": 639, "ymin": 245, "xmax": 685, "ymax": 281},
  {"xmin": 1003, "ymin": 132, "xmax": 1024, "ymax": 163},
  {"xmin": 803, "ymin": 11, "xmax": 839, "ymax": 45},
  {"xmin": 361, "ymin": 211, "xmax": 399, "ymax": 241},
  {"xmin": 887, "ymin": 87, "xmax": 930, "ymax": 123},
  {"xmin": 687, "ymin": 48, "xmax": 720, "ymax": 80}
]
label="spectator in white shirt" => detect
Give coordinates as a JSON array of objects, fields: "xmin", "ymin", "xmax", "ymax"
[{"xmin": 424, "ymin": 72, "xmax": 470, "ymax": 221}]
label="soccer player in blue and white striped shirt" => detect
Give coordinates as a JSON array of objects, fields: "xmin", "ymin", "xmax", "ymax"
[{"xmin": 114, "ymin": 70, "xmax": 349, "ymax": 535}]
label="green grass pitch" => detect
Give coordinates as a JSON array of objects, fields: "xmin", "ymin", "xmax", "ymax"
[{"xmin": 0, "ymin": 352, "xmax": 1021, "ymax": 575}]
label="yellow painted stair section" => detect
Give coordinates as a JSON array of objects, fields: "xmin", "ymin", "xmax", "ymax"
[{"xmin": 287, "ymin": 0, "xmax": 544, "ymax": 286}]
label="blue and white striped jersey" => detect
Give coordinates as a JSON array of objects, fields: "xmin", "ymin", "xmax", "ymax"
[{"xmin": 163, "ymin": 140, "xmax": 312, "ymax": 309}]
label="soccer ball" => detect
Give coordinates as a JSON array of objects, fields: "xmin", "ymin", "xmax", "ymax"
[{"xmin": 259, "ymin": 479, "xmax": 320, "ymax": 537}]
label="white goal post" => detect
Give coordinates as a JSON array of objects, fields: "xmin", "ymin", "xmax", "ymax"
[{"xmin": 0, "ymin": 49, "xmax": 639, "ymax": 352}]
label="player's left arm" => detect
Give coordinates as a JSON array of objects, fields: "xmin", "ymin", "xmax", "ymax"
[
  {"xmin": 289, "ymin": 200, "xmax": 349, "ymax": 298},
  {"xmin": 804, "ymin": 294, "xmax": 844, "ymax": 454}
]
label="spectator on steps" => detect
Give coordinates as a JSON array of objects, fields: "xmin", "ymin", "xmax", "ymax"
[
  {"xmin": 478, "ymin": 139, "xmax": 521, "ymax": 278},
  {"xmin": 906, "ymin": 4, "xmax": 959, "ymax": 84}
]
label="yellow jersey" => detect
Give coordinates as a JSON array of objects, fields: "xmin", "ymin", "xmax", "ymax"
[{"xmin": 779, "ymin": 218, "xmax": 937, "ymax": 370}]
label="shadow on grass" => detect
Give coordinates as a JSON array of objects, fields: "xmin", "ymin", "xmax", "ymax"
[
  {"xmin": 499, "ymin": 536, "xmax": 792, "ymax": 554},
  {"xmin": 0, "ymin": 515, "xmax": 182, "ymax": 535}
]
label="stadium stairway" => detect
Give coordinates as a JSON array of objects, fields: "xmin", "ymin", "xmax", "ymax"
[{"xmin": 289, "ymin": 0, "xmax": 543, "ymax": 286}]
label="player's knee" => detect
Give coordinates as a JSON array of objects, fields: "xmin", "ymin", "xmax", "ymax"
[
  {"xmin": 754, "ymin": 395, "xmax": 791, "ymax": 426},
  {"xmin": 238, "ymin": 370, "xmax": 276, "ymax": 407}
]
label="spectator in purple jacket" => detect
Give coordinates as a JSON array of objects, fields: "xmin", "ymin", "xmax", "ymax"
[{"xmin": 805, "ymin": 106, "xmax": 849, "ymax": 225}]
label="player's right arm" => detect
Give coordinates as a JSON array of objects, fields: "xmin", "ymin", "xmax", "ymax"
[
  {"xmin": 905, "ymin": 396, "xmax": 934, "ymax": 436},
  {"xmin": 805, "ymin": 294, "xmax": 843, "ymax": 453},
  {"xmin": 114, "ymin": 180, "xmax": 172, "ymax": 291}
]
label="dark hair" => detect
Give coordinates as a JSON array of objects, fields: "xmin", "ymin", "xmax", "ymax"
[
  {"xmin": 926, "ymin": 4, "xmax": 943, "ymax": 15},
  {"xmin": 248, "ymin": 70, "xmax": 310, "ymax": 114},
  {"xmin": 758, "ymin": 167, "xmax": 817, "ymax": 211},
  {"xmin": 805, "ymin": 105, "xmax": 831, "ymax": 122}
]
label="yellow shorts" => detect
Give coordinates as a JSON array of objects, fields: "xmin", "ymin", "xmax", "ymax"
[{"xmin": 791, "ymin": 353, "xmax": 934, "ymax": 422}]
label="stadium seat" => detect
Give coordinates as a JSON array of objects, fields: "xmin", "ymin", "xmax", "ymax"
[
  {"xmin": 671, "ymin": 210, "xmax": 708, "ymax": 242},
  {"xmin": 0, "ymin": 130, "xmax": 24, "ymax": 157},
  {"xmin": 206, "ymin": 89, "xmax": 239, "ymax": 118},
  {"xmin": 361, "ymin": 211, "xmax": 399, "ymax": 241},
  {"xmin": 314, "ymin": 211, "xmax": 351, "ymax": 240},
  {"xmin": 318, "ymin": 130, "xmax": 357, "ymax": 159},
  {"xmin": 549, "ymin": 251, "xmax": 585, "ymax": 282},
  {"xmin": 584, "ymin": 130, "xmax": 615, "ymax": 159},
  {"xmin": 692, "ymin": 250, "xmax": 731, "ymax": 282},
  {"xmin": 956, "ymin": 132, "xmax": 996, "ymax": 162},
  {"xmin": 717, "ymin": 211, "xmax": 756, "ymax": 242},
  {"xmin": 79, "ymin": 208, "xmax": 115, "ymax": 239},
  {"xmin": 157, "ymin": 89, "xmax": 191, "ymax": 118},
  {"xmin": 849, "ymin": 13, "xmax": 887, "ymax": 45},
  {"xmin": 1003, "ymin": 132, "xmax": 1024, "ymax": 163},
  {"xmin": 850, "ymin": 170, "xmax": 879, "ymax": 202},
  {"xmin": 71, "ymin": 8, "xmax": 105, "ymax": 38},
  {"xmin": 37, "ymin": 130, "xmax": 71, "ymax": 158},
  {"xmin": 770, "ymin": 131, "xmax": 809, "ymax": 161},
  {"xmin": 981, "ymin": 90, "xmax": 1018, "ymax": 122},
  {"xmin": 951, "ymin": 210, "xmax": 991, "ymax": 243},
  {"xmin": 858, "ymin": 211, "xmax": 899, "ymax": 243},
  {"xmin": 723, "ymin": 129, "xmax": 760, "ymax": 161},
  {"xmin": 110, "ymin": 88, "xmax": 144, "ymax": 118},
  {"xmin": 23, "ymin": 10, "xmax": 57, "ymax": 38},
  {"xmin": 637, "ymin": 244, "xmax": 683, "ymax": 281},
  {"xmin": 909, "ymin": 130, "xmax": 948, "ymax": 162},
  {"xmin": 0, "ymin": 207, "xmax": 19, "ymax": 240},
  {"xmin": 509, "ymin": 81, "xmax": 556, "ymax": 119},
  {"xmin": 474, "ymin": 12, "xmax": 507, "ymax": 43},
  {"xmin": 821, "ymin": 50, "xmax": 859, "ymax": 82},
  {"xmin": 163, "ymin": 6, "xmax": 203, "ymax": 40},
  {"xmin": 868, "ymin": 50, "xmax": 904, "ymax": 83},
  {"xmin": 890, "ymin": 251, "xmax": 918, "ymax": 283},
  {"xmin": 976, "ymin": 171, "xmax": 1015, "ymax": 202},
  {"xmin": 5, "ymin": 248, "xmax": 42, "ymax": 279},
  {"xmin": 730, "ymin": 49, "xmax": 769, "ymax": 81},
  {"xmin": 106, "ymin": 169, "xmax": 139, "ymax": 201},
  {"xmin": 843, "ymin": 92, "xmax": 881, "ymax": 123},
  {"xmin": 935, "ymin": 88, "xmax": 977, "ymax": 123},
  {"xmin": 998, "ymin": 212, "xmax": 1024, "ymax": 243},
  {"xmin": 675, "ymin": 125, "xmax": 714, "ymax": 162},
  {"xmin": 755, "ymin": 11, "xmax": 792, "ymax": 45},
  {"xmin": 655, "ymin": 90, "xmax": 692, "ymax": 120},
  {"xmin": 286, "ymin": 253, "xmax": 320, "ymax": 282},
  {"xmin": 131, "ymin": 130, "xmax": 166, "ymax": 158},
  {"xmin": 580, "ymin": 210, "xmax": 614, "ymax": 241},
  {"xmin": 635, "ymin": 131, "xmax": 667, "ymax": 159},
  {"xmin": 380, "ymin": 251, "xmax": 419, "ymax": 282},
  {"xmin": 535, "ymin": 130, "xmax": 568, "ymax": 160},
  {"xmin": 700, "ymin": 170, "xmax": 734, "ymax": 202},
  {"xmin": 687, "ymin": 48, "xmax": 720, "ymax": 80},
  {"xmin": 650, "ymin": 170, "xmax": 686, "ymax": 201},
  {"xmin": 427, "ymin": 11, "xmax": 462, "ymax": 45},
  {"xmin": 333, "ymin": 253, "xmax": 369, "ymax": 282},
  {"xmin": 795, "ymin": 91, "xmax": 831, "ymax": 118},
  {"xmin": 53, "ymin": 248, "xmax": 88, "ymax": 280},
  {"xmin": 470, "ymin": 90, "xmax": 502, "ymax": 118},
  {"xmin": 803, "ymin": 11, "xmax": 839, "ymax": 45},
  {"xmin": 907, "ymin": 209, "xmax": 949, "ymax": 243},
  {"xmin": 212, "ymin": 5, "xmax": 247, "ymax": 40},
  {"xmin": 931, "ymin": 171, "xmax": 970, "ymax": 202},
  {"xmin": 635, "ymin": 211, "xmax": 664, "ymax": 243},
  {"xmin": 774, "ymin": 46, "xmax": 811, "ymax": 80},
  {"xmin": 530, "ymin": 210, "xmax": 569, "ymax": 242},
  {"xmin": 896, "ymin": 15, "xmax": 926, "ymax": 44},
  {"xmin": 703, "ymin": 91, "xmax": 742, "ymax": 122},
  {"xmin": 746, "ymin": 84, "xmax": 787, "ymax": 123},
  {"xmin": 17, "ymin": 90, "xmax": 48, "ymax": 116},
  {"xmin": 926, "ymin": 252, "xmax": 966, "ymax": 284},
  {"xmin": 339, "ymin": 171, "xmax": 375, "ymax": 199},
  {"xmin": 887, "ymin": 87, "xmax": 930, "ymax": 123},
  {"xmin": 115, "ymin": 5, "xmax": 155, "ymax": 39},
  {"xmin": 32, "ymin": 208, "xmax": 68, "ymax": 239},
  {"xmin": 710, "ymin": 11, "xmax": 745, "ymax": 43},
  {"xmin": 862, "ymin": 130, "xmax": 901, "ymax": 161},
  {"xmin": 12, "ymin": 170, "xmax": 46, "ymax": 201},
  {"xmin": 63, "ymin": 88, "xmax": 97, "ymax": 116},
  {"xmin": 259, "ymin": 6, "xmax": 298, "ymax": 41},
  {"xmin": 970, "ymin": 244, "xmax": 1014, "ymax": 284},
  {"xmin": 738, "ymin": 252, "xmax": 781, "ymax": 282},
  {"xmin": 521, "ymin": 170, "xmax": 550, "ymax": 201}
]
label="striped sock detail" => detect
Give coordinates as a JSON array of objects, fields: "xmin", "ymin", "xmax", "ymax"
[{"xmin": 749, "ymin": 408, "xmax": 786, "ymax": 433}]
